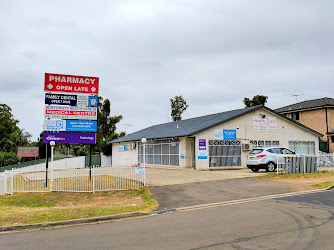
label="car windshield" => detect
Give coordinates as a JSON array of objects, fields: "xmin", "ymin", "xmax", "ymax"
[{"xmin": 249, "ymin": 149, "xmax": 263, "ymax": 155}]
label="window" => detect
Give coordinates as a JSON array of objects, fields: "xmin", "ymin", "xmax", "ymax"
[
  {"xmin": 138, "ymin": 139, "xmax": 179, "ymax": 166},
  {"xmin": 289, "ymin": 141, "xmax": 315, "ymax": 154},
  {"xmin": 291, "ymin": 112, "xmax": 300, "ymax": 121},
  {"xmin": 209, "ymin": 140, "xmax": 241, "ymax": 167},
  {"xmin": 281, "ymin": 148, "xmax": 295, "ymax": 154}
]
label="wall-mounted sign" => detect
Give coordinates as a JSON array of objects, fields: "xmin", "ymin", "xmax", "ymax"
[
  {"xmin": 45, "ymin": 93, "xmax": 98, "ymax": 107},
  {"xmin": 117, "ymin": 145, "xmax": 128, "ymax": 151},
  {"xmin": 18, "ymin": 147, "xmax": 39, "ymax": 158},
  {"xmin": 44, "ymin": 120, "xmax": 97, "ymax": 132},
  {"xmin": 44, "ymin": 105, "xmax": 97, "ymax": 120},
  {"xmin": 199, "ymin": 139, "xmax": 206, "ymax": 150},
  {"xmin": 44, "ymin": 73, "xmax": 99, "ymax": 94},
  {"xmin": 198, "ymin": 150, "xmax": 208, "ymax": 160},
  {"xmin": 43, "ymin": 132, "xmax": 96, "ymax": 144},
  {"xmin": 223, "ymin": 130, "xmax": 236, "ymax": 140},
  {"xmin": 214, "ymin": 129, "xmax": 224, "ymax": 139},
  {"xmin": 252, "ymin": 116, "xmax": 276, "ymax": 132}
]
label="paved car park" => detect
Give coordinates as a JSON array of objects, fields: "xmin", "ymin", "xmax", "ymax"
[{"xmin": 145, "ymin": 167, "xmax": 267, "ymax": 186}]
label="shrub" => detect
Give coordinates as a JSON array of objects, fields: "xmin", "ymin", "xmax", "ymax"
[{"xmin": 0, "ymin": 151, "xmax": 19, "ymax": 167}]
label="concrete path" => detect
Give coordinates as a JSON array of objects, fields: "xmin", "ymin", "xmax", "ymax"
[{"xmin": 145, "ymin": 167, "xmax": 267, "ymax": 186}]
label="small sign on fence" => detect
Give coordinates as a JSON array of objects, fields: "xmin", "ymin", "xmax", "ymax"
[{"xmin": 17, "ymin": 147, "xmax": 39, "ymax": 158}]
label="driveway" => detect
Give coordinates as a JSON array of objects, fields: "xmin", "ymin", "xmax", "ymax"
[
  {"xmin": 145, "ymin": 167, "xmax": 267, "ymax": 186},
  {"xmin": 151, "ymin": 178, "xmax": 315, "ymax": 210}
]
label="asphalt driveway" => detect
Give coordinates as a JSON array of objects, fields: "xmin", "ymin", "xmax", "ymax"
[{"xmin": 150, "ymin": 176, "xmax": 315, "ymax": 210}]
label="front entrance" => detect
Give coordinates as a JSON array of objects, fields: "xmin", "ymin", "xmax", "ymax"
[{"xmin": 209, "ymin": 140, "xmax": 241, "ymax": 167}]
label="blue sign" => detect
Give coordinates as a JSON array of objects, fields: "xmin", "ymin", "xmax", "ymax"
[
  {"xmin": 223, "ymin": 130, "xmax": 236, "ymax": 140},
  {"xmin": 66, "ymin": 120, "xmax": 97, "ymax": 132},
  {"xmin": 45, "ymin": 93, "xmax": 77, "ymax": 106},
  {"xmin": 88, "ymin": 96, "xmax": 98, "ymax": 107}
]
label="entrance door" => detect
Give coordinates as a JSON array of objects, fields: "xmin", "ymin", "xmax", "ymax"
[{"xmin": 186, "ymin": 138, "xmax": 195, "ymax": 168}]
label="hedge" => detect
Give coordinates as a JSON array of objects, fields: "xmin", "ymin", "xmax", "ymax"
[{"xmin": 0, "ymin": 152, "xmax": 19, "ymax": 168}]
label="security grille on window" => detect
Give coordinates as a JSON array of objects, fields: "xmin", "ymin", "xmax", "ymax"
[
  {"xmin": 209, "ymin": 140, "xmax": 241, "ymax": 167},
  {"xmin": 289, "ymin": 141, "xmax": 315, "ymax": 155},
  {"xmin": 138, "ymin": 139, "xmax": 179, "ymax": 166},
  {"xmin": 250, "ymin": 140, "xmax": 279, "ymax": 148}
]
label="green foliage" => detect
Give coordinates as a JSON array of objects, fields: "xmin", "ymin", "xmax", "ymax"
[
  {"xmin": 101, "ymin": 131, "xmax": 126, "ymax": 156},
  {"xmin": 0, "ymin": 151, "xmax": 19, "ymax": 167},
  {"xmin": 170, "ymin": 95, "xmax": 189, "ymax": 121},
  {"xmin": 0, "ymin": 104, "xmax": 31, "ymax": 153},
  {"xmin": 243, "ymin": 95, "xmax": 268, "ymax": 107}
]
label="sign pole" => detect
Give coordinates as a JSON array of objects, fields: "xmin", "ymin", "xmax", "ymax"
[
  {"xmin": 89, "ymin": 144, "xmax": 92, "ymax": 181},
  {"xmin": 45, "ymin": 144, "xmax": 48, "ymax": 187}
]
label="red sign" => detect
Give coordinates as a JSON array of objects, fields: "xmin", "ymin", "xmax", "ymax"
[
  {"xmin": 44, "ymin": 73, "xmax": 99, "ymax": 94},
  {"xmin": 45, "ymin": 105, "xmax": 97, "ymax": 120},
  {"xmin": 18, "ymin": 147, "xmax": 39, "ymax": 158}
]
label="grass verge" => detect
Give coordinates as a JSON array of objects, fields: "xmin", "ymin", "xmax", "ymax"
[
  {"xmin": 254, "ymin": 171, "xmax": 334, "ymax": 181},
  {"xmin": 0, "ymin": 187, "xmax": 158, "ymax": 227}
]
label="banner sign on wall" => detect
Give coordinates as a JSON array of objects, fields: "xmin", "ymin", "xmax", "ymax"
[
  {"xmin": 44, "ymin": 105, "xmax": 97, "ymax": 120},
  {"xmin": 199, "ymin": 139, "xmax": 206, "ymax": 150},
  {"xmin": 214, "ymin": 129, "xmax": 224, "ymax": 139},
  {"xmin": 117, "ymin": 145, "xmax": 128, "ymax": 151},
  {"xmin": 18, "ymin": 147, "xmax": 39, "ymax": 158},
  {"xmin": 252, "ymin": 116, "xmax": 276, "ymax": 132},
  {"xmin": 223, "ymin": 130, "xmax": 236, "ymax": 140},
  {"xmin": 198, "ymin": 150, "xmax": 208, "ymax": 160},
  {"xmin": 44, "ymin": 120, "xmax": 97, "ymax": 132},
  {"xmin": 44, "ymin": 73, "xmax": 99, "ymax": 94},
  {"xmin": 43, "ymin": 132, "xmax": 96, "ymax": 144},
  {"xmin": 45, "ymin": 93, "xmax": 98, "ymax": 107}
]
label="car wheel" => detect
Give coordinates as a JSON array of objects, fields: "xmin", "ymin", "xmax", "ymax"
[
  {"xmin": 250, "ymin": 167, "xmax": 259, "ymax": 172},
  {"xmin": 266, "ymin": 162, "xmax": 276, "ymax": 172}
]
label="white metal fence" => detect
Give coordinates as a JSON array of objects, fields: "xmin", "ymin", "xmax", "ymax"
[
  {"xmin": 276, "ymin": 154, "xmax": 334, "ymax": 174},
  {"xmin": 1, "ymin": 166, "xmax": 145, "ymax": 195}
]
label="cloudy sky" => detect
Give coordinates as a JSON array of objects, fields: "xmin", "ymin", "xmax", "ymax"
[{"xmin": 1, "ymin": 0, "xmax": 333, "ymax": 141}]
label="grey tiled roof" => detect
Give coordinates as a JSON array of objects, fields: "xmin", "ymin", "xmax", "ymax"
[
  {"xmin": 275, "ymin": 97, "xmax": 334, "ymax": 113},
  {"xmin": 111, "ymin": 105, "xmax": 323, "ymax": 143}
]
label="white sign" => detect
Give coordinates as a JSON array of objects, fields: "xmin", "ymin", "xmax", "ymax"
[
  {"xmin": 135, "ymin": 167, "xmax": 145, "ymax": 174},
  {"xmin": 44, "ymin": 119, "xmax": 66, "ymax": 131},
  {"xmin": 44, "ymin": 105, "xmax": 97, "ymax": 120},
  {"xmin": 252, "ymin": 116, "xmax": 276, "ymax": 131},
  {"xmin": 214, "ymin": 129, "xmax": 224, "ymax": 139}
]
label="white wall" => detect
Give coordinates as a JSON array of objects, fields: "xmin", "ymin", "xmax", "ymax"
[
  {"xmin": 111, "ymin": 142, "xmax": 138, "ymax": 167},
  {"xmin": 194, "ymin": 108, "xmax": 320, "ymax": 170},
  {"xmin": 13, "ymin": 156, "xmax": 86, "ymax": 171}
]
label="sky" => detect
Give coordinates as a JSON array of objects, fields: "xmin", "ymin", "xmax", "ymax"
[{"xmin": 1, "ymin": 0, "xmax": 333, "ymax": 141}]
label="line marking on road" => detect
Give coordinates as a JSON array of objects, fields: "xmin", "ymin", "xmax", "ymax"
[{"xmin": 175, "ymin": 188, "xmax": 331, "ymax": 212}]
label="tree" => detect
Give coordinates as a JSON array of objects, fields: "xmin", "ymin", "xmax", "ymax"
[
  {"xmin": 243, "ymin": 95, "xmax": 268, "ymax": 107},
  {"xmin": 170, "ymin": 95, "xmax": 189, "ymax": 121},
  {"xmin": 0, "ymin": 104, "xmax": 31, "ymax": 152},
  {"xmin": 95, "ymin": 97, "xmax": 123, "ymax": 153}
]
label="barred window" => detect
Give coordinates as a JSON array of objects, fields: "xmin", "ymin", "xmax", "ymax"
[
  {"xmin": 209, "ymin": 140, "xmax": 241, "ymax": 167},
  {"xmin": 138, "ymin": 139, "xmax": 179, "ymax": 166},
  {"xmin": 289, "ymin": 141, "xmax": 315, "ymax": 155}
]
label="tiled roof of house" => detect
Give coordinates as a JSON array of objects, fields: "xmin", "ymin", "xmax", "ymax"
[
  {"xmin": 275, "ymin": 97, "xmax": 334, "ymax": 113},
  {"xmin": 111, "ymin": 105, "xmax": 323, "ymax": 143}
]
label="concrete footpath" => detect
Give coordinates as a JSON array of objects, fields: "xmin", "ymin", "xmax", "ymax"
[{"xmin": 145, "ymin": 167, "xmax": 266, "ymax": 186}]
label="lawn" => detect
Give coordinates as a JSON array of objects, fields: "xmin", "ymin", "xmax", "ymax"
[
  {"xmin": 0, "ymin": 187, "xmax": 158, "ymax": 227},
  {"xmin": 255, "ymin": 171, "xmax": 334, "ymax": 188}
]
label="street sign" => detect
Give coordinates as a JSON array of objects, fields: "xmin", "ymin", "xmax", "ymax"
[
  {"xmin": 45, "ymin": 93, "xmax": 98, "ymax": 107},
  {"xmin": 44, "ymin": 73, "xmax": 99, "ymax": 95},
  {"xmin": 44, "ymin": 119, "xmax": 97, "ymax": 132},
  {"xmin": 43, "ymin": 132, "xmax": 97, "ymax": 144},
  {"xmin": 18, "ymin": 147, "xmax": 39, "ymax": 158},
  {"xmin": 44, "ymin": 105, "xmax": 97, "ymax": 120}
]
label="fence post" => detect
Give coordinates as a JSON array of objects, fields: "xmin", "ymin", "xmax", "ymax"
[
  {"xmin": 92, "ymin": 165, "xmax": 95, "ymax": 193},
  {"xmin": 276, "ymin": 155, "xmax": 278, "ymax": 175},
  {"xmin": 11, "ymin": 173, "xmax": 13, "ymax": 195},
  {"xmin": 303, "ymin": 155, "xmax": 306, "ymax": 173}
]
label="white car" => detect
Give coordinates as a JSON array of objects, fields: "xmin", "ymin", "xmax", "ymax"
[{"xmin": 246, "ymin": 147, "xmax": 297, "ymax": 172}]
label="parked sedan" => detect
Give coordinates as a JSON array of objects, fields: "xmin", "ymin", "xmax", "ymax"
[{"xmin": 246, "ymin": 147, "xmax": 297, "ymax": 172}]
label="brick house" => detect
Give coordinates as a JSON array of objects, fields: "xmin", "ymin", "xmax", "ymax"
[{"xmin": 275, "ymin": 97, "xmax": 334, "ymax": 153}]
